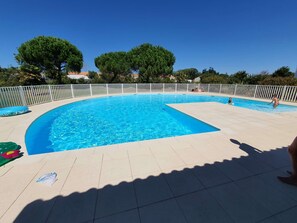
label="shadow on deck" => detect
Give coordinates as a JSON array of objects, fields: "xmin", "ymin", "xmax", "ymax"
[{"xmin": 13, "ymin": 140, "xmax": 297, "ymax": 223}]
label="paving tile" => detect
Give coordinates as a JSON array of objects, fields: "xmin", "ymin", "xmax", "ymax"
[
  {"xmin": 127, "ymin": 146, "xmax": 152, "ymax": 157},
  {"xmin": 164, "ymin": 168, "xmax": 204, "ymax": 196},
  {"xmin": 94, "ymin": 209, "xmax": 140, "ymax": 223},
  {"xmin": 139, "ymin": 199, "xmax": 187, "ymax": 223},
  {"xmin": 101, "ymin": 148, "xmax": 128, "ymax": 161},
  {"xmin": 95, "ymin": 182, "xmax": 137, "ymax": 218},
  {"xmin": 134, "ymin": 174, "xmax": 173, "ymax": 206},
  {"xmin": 129, "ymin": 155, "xmax": 160, "ymax": 177},
  {"xmin": 61, "ymin": 155, "xmax": 102, "ymax": 194},
  {"xmin": 234, "ymin": 155, "xmax": 274, "ymax": 175},
  {"xmin": 47, "ymin": 189, "xmax": 97, "ymax": 223},
  {"xmin": 256, "ymin": 170, "xmax": 297, "ymax": 202},
  {"xmin": 177, "ymin": 190, "xmax": 233, "ymax": 223},
  {"xmin": 1, "ymin": 157, "xmax": 75, "ymax": 223},
  {"xmin": 191, "ymin": 164, "xmax": 231, "ymax": 188},
  {"xmin": 149, "ymin": 144, "xmax": 175, "ymax": 155},
  {"xmin": 255, "ymin": 148, "xmax": 290, "ymax": 169},
  {"xmin": 100, "ymin": 157, "xmax": 131, "ymax": 183},
  {"xmin": 258, "ymin": 216, "xmax": 281, "ymax": 223},
  {"xmin": 236, "ymin": 176, "xmax": 297, "ymax": 214},
  {"xmin": 0, "ymin": 165, "xmax": 43, "ymax": 218},
  {"xmin": 172, "ymin": 146, "xmax": 210, "ymax": 166},
  {"xmin": 212, "ymin": 159, "xmax": 254, "ymax": 181},
  {"xmin": 152, "ymin": 153, "xmax": 185, "ymax": 171},
  {"xmin": 208, "ymin": 182, "xmax": 271, "ymax": 223},
  {"xmin": 275, "ymin": 206, "xmax": 297, "ymax": 223}
]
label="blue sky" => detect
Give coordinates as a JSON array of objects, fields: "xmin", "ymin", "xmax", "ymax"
[{"xmin": 0, "ymin": 0, "xmax": 296, "ymax": 74}]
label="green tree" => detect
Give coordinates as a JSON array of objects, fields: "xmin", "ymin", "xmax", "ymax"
[
  {"xmin": 174, "ymin": 68, "xmax": 199, "ymax": 82},
  {"xmin": 229, "ymin": 71, "xmax": 249, "ymax": 84},
  {"xmin": 94, "ymin": 51, "xmax": 131, "ymax": 83},
  {"xmin": 245, "ymin": 75, "xmax": 266, "ymax": 85},
  {"xmin": 15, "ymin": 36, "xmax": 83, "ymax": 84},
  {"xmin": 87, "ymin": 71, "xmax": 98, "ymax": 79},
  {"xmin": 129, "ymin": 43, "xmax": 175, "ymax": 82},
  {"xmin": 259, "ymin": 76, "xmax": 297, "ymax": 85},
  {"xmin": 200, "ymin": 67, "xmax": 229, "ymax": 84},
  {"xmin": 201, "ymin": 74, "xmax": 229, "ymax": 84},
  {"xmin": 272, "ymin": 66, "xmax": 294, "ymax": 77},
  {"xmin": 174, "ymin": 71, "xmax": 188, "ymax": 83},
  {"xmin": 201, "ymin": 67, "xmax": 218, "ymax": 75},
  {"xmin": 0, "ymin": 67, "xmax": 45, "ymax": 86}
]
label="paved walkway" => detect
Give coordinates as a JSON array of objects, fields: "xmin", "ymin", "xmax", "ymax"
[{"xmin": 1, "ymin": 95, "xmax": 297, "ymax": 222}]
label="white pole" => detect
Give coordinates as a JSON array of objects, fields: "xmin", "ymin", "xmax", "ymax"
[
  {"xmin": 122, "ymin": 84, "xmax": 124, "ymax": 94},
  {"xmin": 186, "ymin": 84, "xmax": 189, "ymax": 92},
  {"xmin": 234, "ymin": 84, "xmax": 237, "ymax": 96},
  {"xmin": 48, "ymin": 85, "xmax": 53, "ymax": 101},
  {"xmin": 175, "ymin": 83, "xmax": 177, "ymax": 92},
  {"xmin": 254, "ymin": 85, "xmax": 258, "ymax": 98},
  {"xmin": 150, "ymin": 83, "xmax": 152, "ymax": 93},
  {"xmin": 163, "ymin": 83, "xmax": 165, "ymax": 93},
  {"xmin": 281, "ymin": 85, "xmax": 287, "ymax": 101},
  {"xmin": 136, "ymin": 83, "xmax": 138, "ymax": 93},
  {"xmin": 19, "ymin": 86, "xmax": 27, "ymax": 106},
  {"xmin": 71, "ymin": 84, "xmax": 74, "ymax": 98},
  {"xmin": 106, "ymin": 84, "xmax": 109, "ymax": 95},
  {"xmin": 90, "ymin": 84, "xmax": 93, "ymax": 96}
]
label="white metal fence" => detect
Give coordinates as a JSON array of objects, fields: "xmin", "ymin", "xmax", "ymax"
[{"xmin": 0, "ymin": 83, "xmax": 297, "ymax": 108}]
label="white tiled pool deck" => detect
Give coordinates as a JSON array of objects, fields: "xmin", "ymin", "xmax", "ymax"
[{"xmin": 1, "ymin": 94, "xmax": 297, "ymax": 223}]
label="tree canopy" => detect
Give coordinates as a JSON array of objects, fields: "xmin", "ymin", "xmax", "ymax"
[
  {"xmin": 15, "ymin": 36, "xmax": 83, "ymax": 83},
  {"xmin": 174, "ymin": 68, "xmax": 199, "ymax": 82},
  {"xmin": 94, "ymin": 52, "xmax": 131, "ymax": 83},
  {"xmin": 229, "ymin": 71, "xmax": 249, "ymax": 84},
  {"xmin": 272, "ymin": 66, "xmax": 294, "ymax": 77},
  {"xmin": 129, "ymin": 43, "xmax": 175, "ymax": 82}
]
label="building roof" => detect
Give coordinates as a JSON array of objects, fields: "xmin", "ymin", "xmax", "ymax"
[
  {"xmin": 68, "ymin": 71, "xmax": 89, "ymax": 76},
  {"xmin": 67, "ymin": 71, "xmax": 89, "ymax": 80}
]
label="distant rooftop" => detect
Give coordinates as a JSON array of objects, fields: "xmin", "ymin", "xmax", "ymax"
[{"xmin": 67, "ymin": 71, "xmax": 89, "ymax": 80}]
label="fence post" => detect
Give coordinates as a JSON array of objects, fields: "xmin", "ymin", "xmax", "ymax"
[
  {"xmin": 163, "ymin": 83, "xmax": 165, "ymax": 93},
  {"xmin": 281, "ymin": 85, "xmax": 287, "ymax": 101},
  {"xmin": 150, "ymin": 83, "xmax": 152, "ymax": 93},
  {"xmin": 71, "ymin": 84, "xmax": 74, "ymax": 98},
  {"xmin": 136, "ymin": 83, "xmax": 138, "ymax": 93},
  {"xmin": 48, "ymin": 85, "xmax": 53, "ymax": 101},
  {"xmin": 207, "ymin": 84, "xmax": 210, "ymax": 92},
  {"xmin": 106, "ymin": 84, "xmax": 109, "ymax": 95},
  {"xmin": 19, "ymin": 86, "xmax": 27, "ymax": 106},
  {"xmin": 219, "ymin": 84, "xmax": 222, "ymax": 94},
  {"xmin": 175, "ymin": 83, "xmax": 177, "ymax": 92},
  {"xmin": 253, "ymin": 85, "xmax": 258, "ymax": 98},
  {"xmin": 90, "ymin": 84, "xmax": 93, "ymax": 96},
  {"xmin": 186, "ymin": 83, "xmax": 189, "ymax": 92},
  {"xmin": 0, "ymin": 88, "xmax": 4, "ymax": 107},
  {"xmin": 234, "ymin": 84, "xmax": 237, "ymax": 95},
  {"xmin": 122, "ymin": 84, "xmax": 124, "ymax": 94}
]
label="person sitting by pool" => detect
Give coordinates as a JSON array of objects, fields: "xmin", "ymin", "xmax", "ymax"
[
  {"xmin": 278, "ymin": 136, "xmax": 297, "ymax": 186},
  {"xmin": 269, "ymin": 94, "xmax": 279, "ymax": 108},
  {"xmin": 228, "ymin": 97, "xmax": 233, "ymax": 105},
  {"xmin": 191, "ymin": 87, "xmax": 201, "ymax": 92}
]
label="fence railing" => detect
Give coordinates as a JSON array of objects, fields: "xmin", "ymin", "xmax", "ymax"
[{"xmin": 0, "ymin": 83, "xmax": 297, "ymax": 108}]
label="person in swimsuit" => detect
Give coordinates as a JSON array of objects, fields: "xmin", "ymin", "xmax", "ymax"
[
  {"xmin": 228, "ymin": 97, "xmax": 233, "ymax": 105},
  {"xmin": 269, "ymin": 94, "xmax": 279, "ymax": 108}
]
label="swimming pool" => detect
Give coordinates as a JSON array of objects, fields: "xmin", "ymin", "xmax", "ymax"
[{"xmin": 25, "ymin": 94, "xmax": 297, "ymax": 155}]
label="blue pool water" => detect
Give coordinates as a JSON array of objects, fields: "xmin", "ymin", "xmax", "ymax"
[{"xmin": 25, "ymin": 94, "xmax": 297, "ymax": 155}]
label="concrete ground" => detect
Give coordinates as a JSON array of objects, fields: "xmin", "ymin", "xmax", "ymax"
[{"xmin": 1, "ymin": 94, "xmax": 297, "ymax": 223}]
